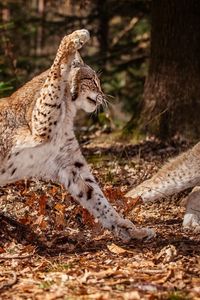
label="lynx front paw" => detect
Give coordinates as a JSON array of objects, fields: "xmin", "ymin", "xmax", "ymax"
[
  {"xmin": 125, "ymin": 182, "xmax": 161, "ymax": 203},
  {"xmin": 125, "ymin": 185, "xmax": 149, "ymax": 202},
  {"xmin": 112, "ymin": 218, "xmax": 155, "ymax": 242},
  {"xmin": 71, "ymin": 29, "xmax": 90, "ymax": 50}
]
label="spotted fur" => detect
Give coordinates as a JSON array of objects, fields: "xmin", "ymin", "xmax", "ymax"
[
  {"xmin": 0, "ymin": 29, "xmax": 153, "ymax": 242},
  {"xmin": 126, "ymin": 142, "xmax": 200, "ymax": 231}
]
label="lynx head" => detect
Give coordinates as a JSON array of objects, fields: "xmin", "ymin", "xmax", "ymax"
[{"xmin": 69, "ymin": 56, "xmax": 105, "ymax": 113}]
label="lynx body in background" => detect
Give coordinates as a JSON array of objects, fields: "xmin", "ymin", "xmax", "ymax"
[{"xmin": 126, "ymin": 142, "xmax": 200, "ymax": 231}]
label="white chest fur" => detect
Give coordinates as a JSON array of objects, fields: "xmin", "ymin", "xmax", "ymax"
[{"xmin": 0, "ymin": 102, "xmax": 77, "ymax": 186}]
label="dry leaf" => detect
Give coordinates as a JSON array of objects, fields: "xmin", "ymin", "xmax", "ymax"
[
  {"xmin": 39, "ymin": 195, "xmax": 47, "ymax": 215},
  {"xmin": 55, "ymin": 212, "xmax": 66, "ymax": 228},
  {"xmin": 156, "ymin": 245, "xmax": 177, "ymax": 263},
  {"xmin": 48, "ymin": 186, "xmax": 58, "ymax": 196},
  {"xmin": 0, "ymin": 247, "xmax": 5, "ymax": 254},
  {"xmin": 34, "ymin": 215, "xmax": 48, "ymax": 230},
  {"xmin": 124, "ymin": 196, "xmax": 143, "ymax": 213},
  {"xmin": 107, "ymin": 243, "xmax": 132, "ymax": 254},
  {"xmin": 54, "ymin": 203, "xmax": 65, "ymax": 213},
  {"xmin": 26, "ymin": 192, "xmax": 37, "ymax": 206}
]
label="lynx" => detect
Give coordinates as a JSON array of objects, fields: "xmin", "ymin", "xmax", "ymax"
[
  {"xmin": 126, "ymin": 142, "xmax": 200, "ymax": 231},
  {"xmin": 0, "ymin": 29, "xmax": 153, "ymax": 242}
]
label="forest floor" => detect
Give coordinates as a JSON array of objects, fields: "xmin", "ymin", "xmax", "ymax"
[{"xmin": 0, "ymin": 131, "xmax": 199, "ymax": 300}]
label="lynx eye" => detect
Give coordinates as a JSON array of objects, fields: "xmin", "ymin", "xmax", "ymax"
[
  {"xmin": 87, "ymin": 96, "xmax": 96, "ymax": 104},
  {"xmin": 82, "ymin": 77, "xmax": 92, "ymax": 80}
]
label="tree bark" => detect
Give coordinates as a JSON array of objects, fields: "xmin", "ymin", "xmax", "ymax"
[
  {"xmin": 97, "ymin": 0, "xmax": 109, "ymax": 64},
  {"xmin": 141, "ymin": 0, "xmax": 200, "ymax": 140}
]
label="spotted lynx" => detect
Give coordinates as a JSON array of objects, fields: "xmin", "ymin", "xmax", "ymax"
[
  {"xmin": 126, "ymin": 142, "xmax": 200, "ymax": 231},
  {"xmin": 0, "ymin": 29, "xmax": 153, "ymax": 242}
]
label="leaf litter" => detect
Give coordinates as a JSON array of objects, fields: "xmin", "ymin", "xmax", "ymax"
[{"xmin": 0, "ymin": 134, "xmax": 200, "ymax": 299}]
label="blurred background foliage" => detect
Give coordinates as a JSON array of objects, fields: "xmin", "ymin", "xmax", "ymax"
[{"xmin": 0, "ymin": 0, "xmax": 151, "ymax": 128}]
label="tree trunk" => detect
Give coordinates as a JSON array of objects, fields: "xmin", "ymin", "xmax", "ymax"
[
  {"xmin": 97, "ymin": 0, "xmax": 109, "ymax": 64},
  {"xmin": 140, "ymin": 0, "xmax": 200, "ymax": 140}
]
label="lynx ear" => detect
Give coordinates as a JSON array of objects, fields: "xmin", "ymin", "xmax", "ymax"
[{"xmin": 71, "ymin": 51, "xmax": 84, "ymax": 68}]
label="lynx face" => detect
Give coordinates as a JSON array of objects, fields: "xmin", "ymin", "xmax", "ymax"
[{"xmin": 70, "ymin": 65, "xmax": 104, "ymax": 113}]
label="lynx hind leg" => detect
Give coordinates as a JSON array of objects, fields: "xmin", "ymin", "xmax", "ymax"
[
  {"xmin": 183, "ymin": 186, "xmax": 200, "ymax": 231},
  {"xmin": 57, "ymin": 150, "xmax": 155, "ymax": 242}
]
